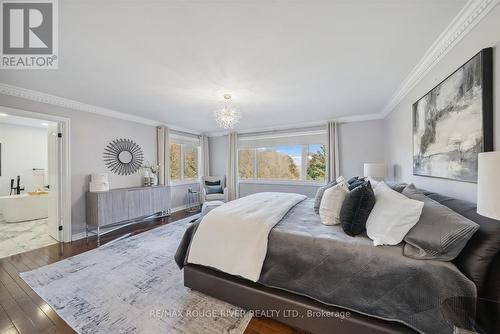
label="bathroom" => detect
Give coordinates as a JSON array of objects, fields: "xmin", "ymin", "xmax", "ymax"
[{"xmin": 0, "ymin": 113, "xmax": 59, "ymax": 258}]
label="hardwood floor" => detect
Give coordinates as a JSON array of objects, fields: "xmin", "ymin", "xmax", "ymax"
[{"xmin": 0, "ymin": 211, "xmax": 303, "ymax": 334}]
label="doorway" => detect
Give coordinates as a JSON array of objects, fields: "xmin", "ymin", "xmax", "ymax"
[{"xmin": 0, "ymin": 107, "xmax": 71, "ymax": 258}]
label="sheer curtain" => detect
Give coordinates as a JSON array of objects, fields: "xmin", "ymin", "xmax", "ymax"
[
  {"xmin": 326, "ymin": 121, "xmax": 340, "ymax": 182},
  {"xmin": 156, "ymin": 126, "xmax": 171, "ymax": 185},
  {"xmin": 226, "ymin": 132, "xmax": 238, "ymax": 200},
  {"xmin": 201, "ymin": 135, "xmax": 210, "ymax": 177}
]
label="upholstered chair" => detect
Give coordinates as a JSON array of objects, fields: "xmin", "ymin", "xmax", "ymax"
[{"xmin": 201, "ymin": 176, "xmax": 228, "ymax": 202}]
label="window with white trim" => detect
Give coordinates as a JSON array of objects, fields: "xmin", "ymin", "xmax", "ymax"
[
  {"xmin": 170, "ymin": 133, "xmax": 200, "ymax": 183},
  {"xmin": 238, "ymin": 130, "xmax": 326, "ymax": 182}
]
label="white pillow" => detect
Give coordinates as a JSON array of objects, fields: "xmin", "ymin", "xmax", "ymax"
[
  {"xmin": 319, "ymin": 182, "xmax": 349, "ymax": 225},
  {"xmin": 366, "ymin": 182, "xmax": 424, "ymax": 246},
  {"xmin": 367, "ymin": 178, "xmax": 381, "ymax": 189}
]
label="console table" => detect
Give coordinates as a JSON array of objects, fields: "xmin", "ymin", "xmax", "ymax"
[{"xmin": 86, "ymin": 185, "xmax": 170, "ymax": 241}]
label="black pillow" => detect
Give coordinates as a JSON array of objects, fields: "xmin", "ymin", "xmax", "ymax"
[
  {"xmin": 348, "ymin": 178, "xmax": 365, "ymax": 191},
  {"xmin": 205, "ymin": 180, "xmax": 221, "ymax": 186},
  {"xmin": 340, "ymin": 181, "xmax": 376, "ymax": 236},
  {"xmin": 347, "ymin": 176, "xmax": 359, "ymax": 185}
]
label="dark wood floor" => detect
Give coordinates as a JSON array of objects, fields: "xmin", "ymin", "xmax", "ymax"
[{"xmin": 0, "ymin": 210, "xmax": 303, "ymax": 334}]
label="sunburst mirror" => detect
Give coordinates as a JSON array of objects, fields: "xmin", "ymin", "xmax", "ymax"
[{"xmin": 103, "ymin": 139, "xmax": 144, "ymax": 175}]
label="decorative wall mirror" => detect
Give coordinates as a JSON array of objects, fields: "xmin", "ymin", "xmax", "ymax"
[{"xmin": 103, "ymin": 139, "xmax": 144, "ymax": 175}]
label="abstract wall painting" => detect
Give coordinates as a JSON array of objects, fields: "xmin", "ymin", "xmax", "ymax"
[{"xmin": 413, "ymin": 48, "xmax": 493, "ymax": 183}]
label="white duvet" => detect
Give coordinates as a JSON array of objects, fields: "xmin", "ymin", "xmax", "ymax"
[{"xmin": 187, "ymin": 192, "xmax": 306, "ymax": 282}]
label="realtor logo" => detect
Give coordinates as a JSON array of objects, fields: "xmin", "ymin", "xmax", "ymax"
[{"xmin": 1, "ymin": 0, "xmax": 58, "ymax": 69}]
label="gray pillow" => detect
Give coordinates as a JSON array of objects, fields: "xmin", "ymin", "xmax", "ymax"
[
  {"xmin": 206, "ymin": 185, "xmax": 223, "ymax": 194},
  {"xmin": 389, "ymin": 182, "xmax": 408, "ymax": 193},
  {"xmin": 402, "ymin": 184, "xmax": 479, "ymax": 261},
  {"xmin": 313, "ymin": 181, "xmax": 337, "ymax": 214}
]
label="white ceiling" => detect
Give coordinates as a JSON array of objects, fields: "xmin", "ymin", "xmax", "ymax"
[{"xmin": 0, "ymin": 0, "xmax": 467, "ymax": 133}]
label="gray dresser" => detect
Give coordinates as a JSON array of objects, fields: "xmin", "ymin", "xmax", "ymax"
[{"xmin": 86, "ymin": 185, "xmax": 170, "ymax": 237}]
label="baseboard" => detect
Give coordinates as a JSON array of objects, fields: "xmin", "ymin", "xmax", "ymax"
[
  {"xmin": 171, "ymin": 204, "xmax": 189, "ymax": 212},
  {"xmin": 71, "ymin": 232, "xmax": 87, "ymax": 242},
  {"xmin": 71, "ymin": 206, "xmax": 192, "ymax": 242}
]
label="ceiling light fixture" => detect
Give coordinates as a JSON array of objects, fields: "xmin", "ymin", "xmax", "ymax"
[
  {"xmin": 214, "ymin": 94, "xmax": 241, "ymax": 129},
  {"xmin": 0, "ymin": 113, "xmax": 7, "ymax": 117}
]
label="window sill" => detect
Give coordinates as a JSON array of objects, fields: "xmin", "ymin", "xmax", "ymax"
[
  {"xmin": 238, "ymin": 179, "xmax": 324, "ymax": 187},
  {"xmin": 170, "ymin": 180, "xmax": 200, "ymax": 186}
]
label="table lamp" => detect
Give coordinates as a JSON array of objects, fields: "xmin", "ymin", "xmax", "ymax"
[
  {"xmin": 477, "ymin": 151, "xmax": 500, "ymax": 220},
  {"xmin": 363, "ymin": 163, "xmax": 386, "ymax": 181}
]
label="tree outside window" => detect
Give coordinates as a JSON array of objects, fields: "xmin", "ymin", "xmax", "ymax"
[
  {"xmin": 183, "ymin": 145, "xmax": 198, "ymax": 180},
  {"xmin": 306, "ymin": 144, "xmax": 326, "ymax": 182},
  {"xmin": 170, "ymin": 143, "xmax": 181, "ymax": 181},
  {"xmin": 170, "ymin": 142, "xmax": 199, "ymax": 182},
  {"xmin": 238, "ymin": 144, "xmax": 325, "ymax": 182}
]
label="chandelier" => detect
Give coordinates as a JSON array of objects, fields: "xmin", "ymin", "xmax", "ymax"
[{"xmin": 214, "ymin": 94, "xmax": 241, "ymax": 129}]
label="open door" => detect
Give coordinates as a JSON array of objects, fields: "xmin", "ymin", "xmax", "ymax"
[{"xmin": 47, "ymin": 123, "xmax": 61, "ymax": 241}]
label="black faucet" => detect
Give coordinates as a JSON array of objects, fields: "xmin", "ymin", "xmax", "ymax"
[{"xmin": 10, "ymin": 176, "xmax": 24, "ymax": 195}]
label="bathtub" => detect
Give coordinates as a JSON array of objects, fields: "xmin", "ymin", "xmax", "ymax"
[{"xmin": 0, "ymin": 193, "xmax": 49, "ymax": 223}]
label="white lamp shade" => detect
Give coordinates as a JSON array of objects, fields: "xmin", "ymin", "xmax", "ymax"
[
  {"xmin": 363, "ymin": 163, "xmax": 386, "ymax": 179},
  {"xmin": 477, "ymin": 151, "xmax": 500, "ymax": 220}
]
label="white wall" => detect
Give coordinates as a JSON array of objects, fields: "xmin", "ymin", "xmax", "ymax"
[
  {"xmin": 384, "ymin": 5, "xmax": 500, "ymax": 203},
  {"xmin": 208, "ymin": 120, "xmax": 386, "ymax": 197},
  {"xmin": 338, "ymin": 120, "xmax": 386, "ymax": 178},
  {"xmin": 0, "ymin": 123, "xmax": 48, "ymax": 196},
  {"xmin": 0, "ymin": 95, "xmax": 157, "ymax": 236}
]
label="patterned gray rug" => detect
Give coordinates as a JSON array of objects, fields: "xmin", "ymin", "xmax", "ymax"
[{"xmin": 20, "ymin": 216, "xmax": 252, "ymax": 334}]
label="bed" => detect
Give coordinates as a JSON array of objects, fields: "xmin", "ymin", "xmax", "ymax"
[{"xmin": 175, "ymin": 190, "xmax": 500, "ymax": 334}]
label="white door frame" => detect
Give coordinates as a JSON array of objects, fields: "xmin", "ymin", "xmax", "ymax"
[{"xmin": 0, "ymin": 106, "xmax": 72, "ymax": 242}]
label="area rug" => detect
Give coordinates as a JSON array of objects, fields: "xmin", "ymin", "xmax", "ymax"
[{"xmin": 20, "ymin": 216, "xmax": 252, "ymax": 334}]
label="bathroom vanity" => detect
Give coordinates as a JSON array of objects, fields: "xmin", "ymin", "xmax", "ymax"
[{"xmin": 86, "ymin": 185, "xmax": 170, "ymax": 238}]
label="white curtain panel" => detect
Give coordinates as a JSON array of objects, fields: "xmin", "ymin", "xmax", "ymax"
[
  {"xmin": 156, "ymin": 126, "xmax": 171, "ymax": 185},
  {"xmin": 226, "ymin": 132, "xmax": 239, "ymax": 200},
  {"xmin": 201, "ymin": 135, "xmax": 210, "ymax": 178},
  {"xmin": 326, "ymin": 121, "xmax": 340, "ymax": 182}
]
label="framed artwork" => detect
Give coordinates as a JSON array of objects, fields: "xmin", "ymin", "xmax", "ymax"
[{"xmin": 413, "ymin": 48, "xmax": 493, "ymax": 183}]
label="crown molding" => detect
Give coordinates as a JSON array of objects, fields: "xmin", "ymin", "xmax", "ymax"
[
  {"xmin": 203, "ymin": 112, "xmax": 384, "ymax": 137},
  {"xmin": 381, "ymin": 0, "xmax": 499, "ymax": 118},
  {"xmin": 0, "ymin": 82, "xmax": 162, "ymax": 126},
  {"xmin": 0, "ymin": 82, "xmax": 202, "ymax": 134}
]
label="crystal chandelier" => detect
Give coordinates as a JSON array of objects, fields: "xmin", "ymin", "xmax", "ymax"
[{"xmin": 215, "ymin": 94, "xmax": 241, "ymax": 129}]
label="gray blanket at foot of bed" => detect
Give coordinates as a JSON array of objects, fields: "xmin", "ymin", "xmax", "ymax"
[{"xmin": 175, "ymin": 199, "xmax": 477, "ymax": 334}]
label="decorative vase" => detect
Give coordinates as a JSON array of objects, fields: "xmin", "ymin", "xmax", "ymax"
[{"xmin": 143, "ymin": 170, "xmax": 151, "ymax": 186}]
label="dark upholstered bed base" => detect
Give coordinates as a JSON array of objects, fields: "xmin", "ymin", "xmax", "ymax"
[{"xmin": 184, "ymin": 264, "xmax": 416, "ymax": 334}]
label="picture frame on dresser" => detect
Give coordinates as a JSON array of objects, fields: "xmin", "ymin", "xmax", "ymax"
[{"xmin": 412, "ymin": 47, "xmax": 493, "ymax": 183}]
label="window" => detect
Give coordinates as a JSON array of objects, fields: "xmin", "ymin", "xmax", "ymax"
[
  {"xmin": 238, "ymin": 130, "xmax": 326, "ymax": 183},
  {"xmin": 183, "ymin": 144, "xmax": 198, "ymax": 180},
  {"xmin": 306, "ymin": 144, "xmax": 326, "ymax": 182},
  {"xmin": 256, "ymin": 146, "xmax": 301, "ymax": 180},
  {"xmin": 169, "ymin": 135, "xmax": 200, "ymax": 183},
  {"xmin": 238, "ymin": 148, "xmax": 255, "ymax": 179},
  {"xmin": 170, "ymin": 143, "xmax": 181, "ymax": 181}
]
